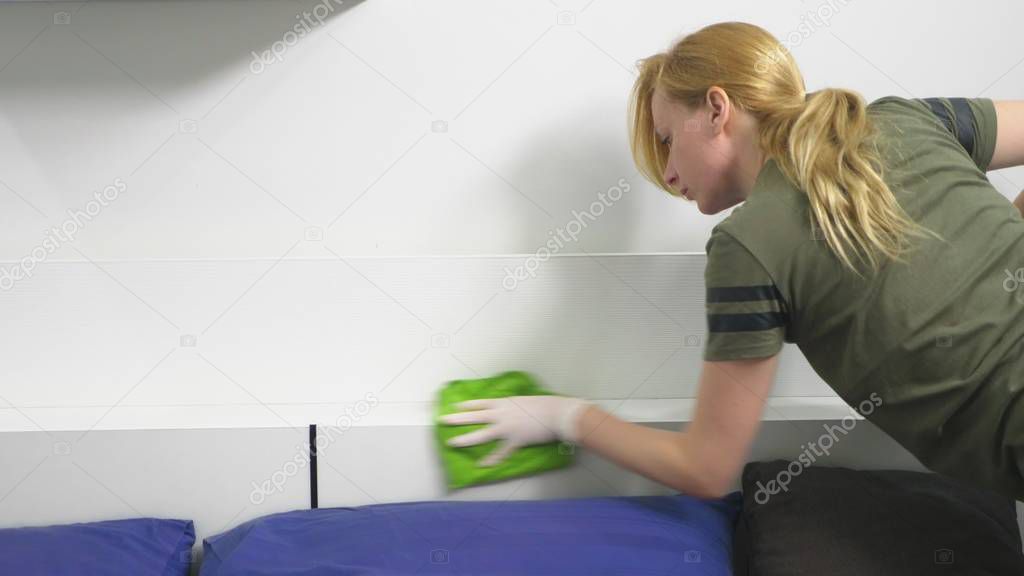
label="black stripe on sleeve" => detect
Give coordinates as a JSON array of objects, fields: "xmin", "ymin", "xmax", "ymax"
[
  {"xmin": 708, "ymin": 311, "xmax": 788, "ymax": 332},
  {"xmin": 706, "ymin": 284, "xmax": 790, "ymax": 332},
  {"xmin": 922, "ymin": 97, "xmax": 977, "ymax": 157},
  {"xmin": 948, "ymin": 97, "xmax": 976, "ymax": 157},
  {"xmin": 922, "ymin": 97, "xmax": 955, "ymax": 136}
]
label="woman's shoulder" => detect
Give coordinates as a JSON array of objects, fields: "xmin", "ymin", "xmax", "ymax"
[
  {"xmin": 713, "ymin": 165, "xmax": 812, "ymax": 268},
  {"xmin": 867, "ymin": 95, "xmax": 934, "ymax": 120},
  {"xmin": 868, "ymin": 94, "xmax": 911, "ymax": 107}
]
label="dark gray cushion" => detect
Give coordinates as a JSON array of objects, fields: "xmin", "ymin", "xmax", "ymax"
[{"xmin": 734, "ymin": 459, "xmax": 1024, "ymax": 575}]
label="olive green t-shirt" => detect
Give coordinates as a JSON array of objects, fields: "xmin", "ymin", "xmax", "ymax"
[{"xmin": 703, "ymin": 94, "xmax": 1024, "ymax": 499}]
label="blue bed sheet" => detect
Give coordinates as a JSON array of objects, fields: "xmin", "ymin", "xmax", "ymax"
[
  {"xmin": 201, "ymin": 492, "xmax": 741, "ymax": 575},
  {"xmin": 0, "ymin": 517, "xmax": 194, "ymax": 576}
]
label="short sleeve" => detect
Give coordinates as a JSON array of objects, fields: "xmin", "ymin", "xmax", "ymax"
[
  {"xmin": 914, "ymin": 97, "xmax": 998, "ymax": 172},
  {"xmin": 702, "ymin": 228, "xmax": 789, "ymax": 361}
]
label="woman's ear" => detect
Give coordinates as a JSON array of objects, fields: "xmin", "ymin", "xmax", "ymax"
[{"xmin": 705, "ymin": 87, "xmax": 730, "ymax": 136}]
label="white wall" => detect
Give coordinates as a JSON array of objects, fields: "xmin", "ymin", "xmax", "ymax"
[
  {"xmin": 1, "ymin": 0, "xmax": 1023, "ymax": 547},
  {"xmin": 2, "ymin": 0, "xmax": 1020, "ymax": 432}
]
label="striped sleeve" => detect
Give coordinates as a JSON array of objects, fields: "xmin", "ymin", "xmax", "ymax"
[
  {"xmin": 702, "ymin": 228, "xmax": 789, "ymax": 361},
  {"xmin": 915, "ymin": 97, "xmax": 998, "ymax": 172}
]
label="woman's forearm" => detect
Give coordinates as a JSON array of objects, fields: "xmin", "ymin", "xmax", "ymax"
[{"xmin": 573, "ymin": 404, "xmax": 721, "ymax": 498}]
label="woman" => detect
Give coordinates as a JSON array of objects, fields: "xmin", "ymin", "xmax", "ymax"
[{"xmin": 440, "ymin": 21, "xmax": 1024, "ymax": 500}]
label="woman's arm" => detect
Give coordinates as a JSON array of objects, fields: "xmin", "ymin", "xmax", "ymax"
[
  {"xmin": 574, "ymin": 354, "xmax": 780, "ymax": 498},
  {"xmin": 992, "ymin": 100, "xmax": 1024, "ymax": 171}
]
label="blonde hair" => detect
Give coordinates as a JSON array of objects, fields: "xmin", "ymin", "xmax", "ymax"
[{"xmin": 627, "ymin": 21, "xmax": 943, "ymax": 279}]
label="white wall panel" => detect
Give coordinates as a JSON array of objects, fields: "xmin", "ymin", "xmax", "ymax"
[{"xmin": 0, "ymin": 254, "xmax": 849, "ymax": 432}]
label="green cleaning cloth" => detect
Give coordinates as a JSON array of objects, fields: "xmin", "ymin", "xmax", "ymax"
[{"xmin": 435, "ymin": 370, "xmax": 575, "ymax": 490}]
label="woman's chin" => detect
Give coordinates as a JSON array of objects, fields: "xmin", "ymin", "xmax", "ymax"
[
  {"xmin": 692, "ymin": 195, "xmax": 707, "ymax": 213},
  {"xmin": 695, "ymin": 198, "xmax": 725, "ymax": 216}
]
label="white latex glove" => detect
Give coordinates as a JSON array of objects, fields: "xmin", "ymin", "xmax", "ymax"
[{"xmin": 439, "ymin": 395, "xmax": 591, "ymax": 467}]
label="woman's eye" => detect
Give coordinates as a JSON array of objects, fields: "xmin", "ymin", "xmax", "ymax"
[{"xmin": 661, "ymin": 136, "xmax": 671, "ymax": 146}]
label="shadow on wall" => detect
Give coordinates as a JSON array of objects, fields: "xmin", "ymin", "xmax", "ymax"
[
  {"xmin": 419, "ymin": 108, "xmax": 701, "ymax": 503},
  {"xmin": 0, "ymin": 0, "xmax": 366, "ymax": 180},
  {"xmin": 1, "ymin": 0, "xmax": 364, "ymax": 90},
  {"xmin": 492, "ymin": 113, "xmax": 687, "ymax": 401}
]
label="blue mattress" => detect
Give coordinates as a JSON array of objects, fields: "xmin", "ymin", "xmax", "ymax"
[
  {"xmin": 0, "ymin": 517, "xmax": 194, "ymax": 576},
  {"xmin": 201, "ymin": 492, "xmax": 741, "ymax": 575}
]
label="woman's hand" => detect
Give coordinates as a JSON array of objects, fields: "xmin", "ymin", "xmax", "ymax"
[{"xmin": 438, "ymin": 395, "xmax": 591, "ymax": 467}]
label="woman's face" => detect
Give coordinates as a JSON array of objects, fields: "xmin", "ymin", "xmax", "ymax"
[{"xmin": 650, "ymin": 86, "xmax": 762, "ymax": 214}]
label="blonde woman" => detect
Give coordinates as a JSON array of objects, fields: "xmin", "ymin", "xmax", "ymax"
[{"xmin": 440, "ymin": 22, "xmax": 1024, "ymax": 500}]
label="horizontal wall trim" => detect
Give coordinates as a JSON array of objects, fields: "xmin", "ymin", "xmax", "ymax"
[
  {"xmin": 0, "ymin": 251, "xmax": 710, "ymax": 265},
  {"xmin": 0, "ymin": 396, "xmax": 860, "ymax": 433}
]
